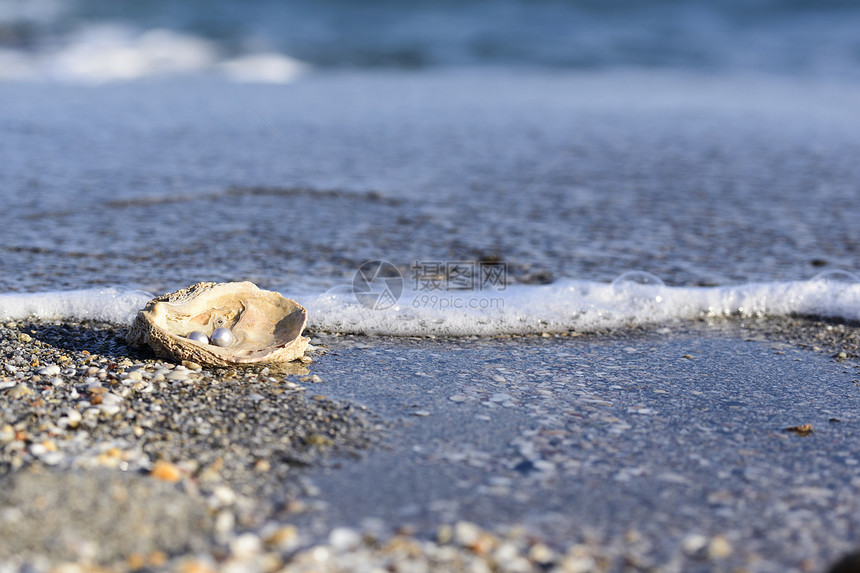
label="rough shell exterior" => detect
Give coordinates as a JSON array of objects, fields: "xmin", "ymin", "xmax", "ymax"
[{"xmin": 126, "ymin": 282, "xmax": 309, "ymax": 367}]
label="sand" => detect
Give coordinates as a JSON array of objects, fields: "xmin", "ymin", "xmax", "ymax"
[{"xmin": 1, "ymin": 317, "xmax": 859, "ymax": 572}]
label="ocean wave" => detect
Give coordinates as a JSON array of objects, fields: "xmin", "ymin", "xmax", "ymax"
[
  {"xmin": 2, "ymin": 272, "xmax": 859, "ymax": 337},
  {"xmin": 2, "ymin": 0, "xmax": 860, "ymax": 79},
  {"xmin": 0, "ymin": 22, "xmax": 307, "ymax": 84}
]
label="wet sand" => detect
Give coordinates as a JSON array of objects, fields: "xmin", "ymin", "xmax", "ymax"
[{"xmin": 1, "ymin": 318, "xmax": 859, "ymax": 572}]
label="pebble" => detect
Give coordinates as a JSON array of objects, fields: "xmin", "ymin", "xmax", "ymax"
[
  {"xmin": 329, "ymin": 527, "xmax": 362, "ymax": 551},
  {"xmin": 215, "ymin": 510, "xmax": 236, "ymax": 536},
  {"xmin": 453, "ymin": 521, "xmax": 482, "ymax": 546},
  {"xmin": 212, "ymin": 486, "xmax": 237, "ymax": 506},
  {"xmin": 6, "ymin": 384, "xmax": 32, "ymax": 398},
  {"xmin": 151, "ymin": 460, "xmax": 183, "ymax": 482},
  {"xmin": 60, "ymin": 408, "xmax": 82, "ymax": 429},
  {"xmin": 0, "ymin": 425, "xmax": 15, "ymax": 443},
  {"xmin": 264, "ymin": 525, "xmax": 299, "ymax": 550},
  {"xmin": 38, "ymin": 364, "xmax": 61, "ymax": 377},
  {"xmin": 682, "ymin": 533, "xmax": 708, "ymax": 555},
  {"xmin": 229, "ymin": 533, "xmax": 262, "ymax": 559},
  {"xmin": 528, "ymin": 542, "xmax": 556, "ymax": 565},
  {"xmin": 100, "ymin": 392, "xmax": 124, "ymax": 406},
  {"xmin": 707, "ymin": 535, "xmax": 733, "ymax": 559},
  {"xmin": 40, "ymin": 451, "xmax": 64, "ymax": 466},
  {"xmin": 124, "ymin": 370, "xmax": 144, "ymax": 381}
]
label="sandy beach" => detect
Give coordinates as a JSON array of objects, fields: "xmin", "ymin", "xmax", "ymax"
[
  {"xmin": 4, "ymin": 1, "xmax": 860, "ymax": 571},
  {"xmin": 1, "ymin": 317, "xmax": 858, "ymax": 572}
]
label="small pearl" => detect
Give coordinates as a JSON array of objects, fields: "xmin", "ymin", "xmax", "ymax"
[
  {"xmin": 187, "ymin": 331, "xmax": 209, "ymax": 344},
  {"xmin": 210, "ymin": 327, "xmax": 233, "ymax": 347}
]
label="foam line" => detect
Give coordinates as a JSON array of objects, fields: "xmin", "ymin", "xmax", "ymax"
[
  {"xmin": 302, "ymin": 279, "xmax": 860, "ymax": 336},
  {"xmin": 0, "ymin": 288, "xmax": 153, "ymax": 324},
  {"xmin": 1, "ymin": 277, "xmax": 859, "ymax": 336}
]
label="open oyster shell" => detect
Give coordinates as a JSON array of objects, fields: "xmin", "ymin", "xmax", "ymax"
[{"xmin": 126, "ymin": 282, "xmax": 309, "ymax": 367}]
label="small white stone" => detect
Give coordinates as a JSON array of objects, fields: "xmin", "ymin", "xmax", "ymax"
[
  {"xmin": 230, "ymin": 532, "xmax": 262, "ymax": 559},
  {"xmin": 215, "ymin": 510, "xmax": 235, "ymax": 535},
  {"xmin": 39, "ymin": 365, "xmax": 61, "ymax": 377},
  {"xmin": 59, "ymin": 409, "xmax": 82, "ymax": 429},
  {"xmin": 0, "ymin": 427, "xmax": 15, "ymax": 443},
  {"xmin": 707, "ymin": 535, "xmax": 733, "ymax": 559},
  {"xmin": 328, "ymin": 527, "xmax": 362, "ymax": 551},
  {"xmin": 494, "ymin": 542, "xmax": 519, "ymax": 562},
  {"xmin": 682, "ymin": 533, "xmax": 708, "ymax": 555},
  {"xmin": 30, "ymin": 443, "xmax": 48, "ymax": 456},
  {"xmin": 529, "ymin": 543, "xmax": 556, "ymax": 565},
  {"xmin": 41, "ymin": 452, "xmax": 63, "ymax": 466},
  {"xmin": 213, "ymin": 486, "xmax": 236, "ymax": 506},
  {"xmin": 453, "ymin": 521, "xmax": 481, "ymax": 546},
  {"xmin": 98, "ymin": 404, "xmax": 121, "ymax": 416},
  {"xmin": 533, "ymin": 460, "xmax": 556, "ymax": 473},
  {"xmin": 560, "ymin": 554, "xmax": 596, "ymax": 573},
  {"xmin": 66, "ymin": 408, "xmax": 82, "ymax": 422},
  {"xmin": 101, "ymin": 392, "xmax": 123, "ymax": 406}
]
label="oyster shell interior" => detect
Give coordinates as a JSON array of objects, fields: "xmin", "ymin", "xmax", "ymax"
[{"xmin": 127, "ymin": 282, "xmax": 309, "ymax": 366}]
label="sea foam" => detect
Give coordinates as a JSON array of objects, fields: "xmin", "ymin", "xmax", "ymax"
[
  {"xmin": 0, "ymin": 23, "xmax": 306, "ymax": 84},
  {"xmin": 304, "ymin": 273, "xmax": 860, "ymax": 336},
  {"xmin": 0, "ymin": 288, "xmax": 153, "ymax": 325},
  {"xmin": 1, "ymin": 273, "xmax": 858, "ymax": 337}
]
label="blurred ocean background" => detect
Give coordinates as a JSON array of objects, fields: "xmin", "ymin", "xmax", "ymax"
[
  {"xmin": 2, "ymin": 0, "xmax": 860, "ymax": 334},
  {"xmin": 3, "ymin": 0, "xmax": 860, "ymax": 79}
]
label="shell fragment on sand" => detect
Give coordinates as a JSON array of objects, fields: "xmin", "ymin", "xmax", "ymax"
[{"xmin": 126, "ymin": 282, "xmax": 309, "ymax": 367}]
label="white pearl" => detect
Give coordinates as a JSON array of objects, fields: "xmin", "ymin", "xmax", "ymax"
[
  {"xmin": 210, "ymin": 327, "xmax": 233, "ymax": 347},
  {"xmin": 187, "ymin": 331, "xmax": 209, "ymax": 344}
]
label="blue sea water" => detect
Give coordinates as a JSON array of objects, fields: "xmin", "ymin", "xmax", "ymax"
[
  {"xmin": 4, "ymin": 0, "xmax": 860, "ymax": 76},
  {"xmin": 1, "ymin": 0, "xmax": 860, "ymax": 333}
]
